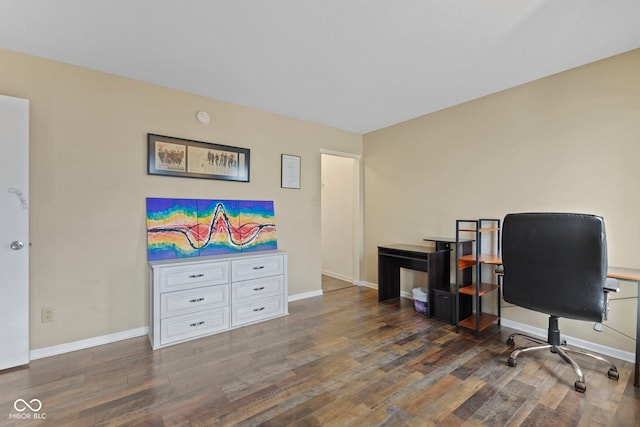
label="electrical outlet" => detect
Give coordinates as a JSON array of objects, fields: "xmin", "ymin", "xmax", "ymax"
[{"xmin": 41, "ymin": 307, "xmax": 55, "ymax": 323}]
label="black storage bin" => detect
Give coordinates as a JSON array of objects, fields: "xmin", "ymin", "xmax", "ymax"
[{"xmin": 432, "ymin": 289, "xmax": 472, "ymax": 324}]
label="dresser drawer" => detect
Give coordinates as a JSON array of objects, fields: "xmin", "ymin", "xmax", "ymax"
[
  {"xmin": 161, "ymin": 285, "xmax": 229, "ymax": 319},
  {"xmin": 232, "ymin": 276, "xmax": 284, "ymax": 303},
  {"xmin": 159, "ymin": 262, "xmax": 229, "ymax": 292},
  {"xmin": 160, "ymin": 307, "xmax": 229, "ymax": 345},
  {"xmin": 231, "ymin": 295, "xmax": 284, "ymax": 327},
  {"xmin": 231, "ymin": 255, "xmax": 284, "ymax": 282}
]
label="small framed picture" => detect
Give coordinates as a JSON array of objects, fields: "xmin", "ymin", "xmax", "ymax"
[
  {"xmin": 147, "ymin": 134, "xmax": 250, "ymax": 182},
  {"xmin": 281, "ymin": 154, "xmax": 301, "ymax": 189}
]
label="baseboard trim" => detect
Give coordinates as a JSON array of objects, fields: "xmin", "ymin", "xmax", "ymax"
[
  {"xmin": 501, "ymin": 318, "xmax": 634, "ymax": 363},
  {"xmin": 288, "ymin": 290, "xmax": 323, "ymax": 302},
  {"xmin": 30, "ymin": 327, "xmax": 149, "ymax": 360},
  {"xmin": 400, "ymin": 290, "xmax": 413, "ymax": 299},
  {"xmin": 321, "ymin": 270, "xmax": 354, "ymax": 284},
  {"xmin": 359, "ymin": 281, "xmax": 378, "ymax": 290}
]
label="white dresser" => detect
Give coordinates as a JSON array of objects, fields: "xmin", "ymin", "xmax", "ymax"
[{"xmin": 149, "ymin": 250, "xmax": 288, "ymax": 349}]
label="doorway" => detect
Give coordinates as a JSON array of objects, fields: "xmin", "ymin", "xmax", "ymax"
[{"xmin": 320, "ymin": 151, "xmax": 361, "ymax": 293}]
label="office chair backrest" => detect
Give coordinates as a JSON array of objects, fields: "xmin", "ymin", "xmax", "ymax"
[{"xmin": 502, "ymin": 213, "xmax": 607, "ymax": 322}]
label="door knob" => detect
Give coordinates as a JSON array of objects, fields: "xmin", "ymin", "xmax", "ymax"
[{"xmin": 10, "ymin": 241, "xmax": 24, "ymax": 250}]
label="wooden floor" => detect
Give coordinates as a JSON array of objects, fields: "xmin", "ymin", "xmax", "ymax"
[{"xmin": 2, "ymin": 286, "xmax": 640, "ymax": 426}]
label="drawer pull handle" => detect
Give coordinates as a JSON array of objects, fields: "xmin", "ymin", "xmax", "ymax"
[
  {"xmin": 253, "ymin": 307, "xmax": 265, "ymax": 312},
  {"xmin": 189, "ymin": 298, "xmax": 205, "ymax": 303},
  {"xmin": 189, "ymin": 274, "xmax": 205, "ymax": 278},
  {"xmin": 253, "ymin": 287, "xmax": 265, "ymax": 291},
  {"xmin": 189, "ymin": 321, "xmax": 205, "ymax": 327},
  {"xmin": 252, "ymin": 266, "xmax": 265, "ymax": 270}
]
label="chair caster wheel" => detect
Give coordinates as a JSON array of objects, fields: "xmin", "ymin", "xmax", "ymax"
[
  {"xmin": 507, "ymin": 357, "xmax": 517, "ymax": 367},
  {"xmin": 574, "ymin": 381, "xmax": 586, "ymax": 393},
  {"xmin": 608, "ymin": 368, "xmax": 619, "ymax": 381},
  {"xmin": 507, "ymin": 336, "xmax": 514, "ymax": 346}
]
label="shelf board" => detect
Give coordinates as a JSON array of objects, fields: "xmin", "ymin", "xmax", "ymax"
[
  {"xmin": 459, "ymin": 313, "xmax": 499, "ymax": 331},
  {"xmin": 458, "ymin": 253, "xmax": 503, "ymax": 266},
  {"xmin": 458, "ymin": 227, "xmax": 500, "ymax": 233},
  {"xmin": 457, "ymin": 258, "xmax": 476, "ymax": 270},
  {"xmin": 478, "ymin": 254, "xmax": 502, "ymax": 265},
  {"xmin": 459, "ymin": 283, "xmax": 500, "ymax": 296},
  {"xmin": 423, "ymin": 237, "xmax": 474, "ymax": 243}
]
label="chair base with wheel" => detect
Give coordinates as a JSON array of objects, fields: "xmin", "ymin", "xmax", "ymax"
[{"xmin": 505, "ymin": 315, "xmax": 618, "ymax": 392}]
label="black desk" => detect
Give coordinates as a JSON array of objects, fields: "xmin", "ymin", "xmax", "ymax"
[{"xmin": 377, "ymin": 244, "xmax": 448, "ymax": 302}]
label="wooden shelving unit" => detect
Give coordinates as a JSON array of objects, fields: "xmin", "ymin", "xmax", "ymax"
[{"xmin": 455, "ymin": 219, "xmax": 502, "ymax": 333}]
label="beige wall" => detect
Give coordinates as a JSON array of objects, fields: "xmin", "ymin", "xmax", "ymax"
[
  {"xmin": 363, "ymin": 49, "xmax": 640, "ymax": 353},
  {"xmin": 0, "ymin": 48, "xmax": 362, "ymax": 349}
]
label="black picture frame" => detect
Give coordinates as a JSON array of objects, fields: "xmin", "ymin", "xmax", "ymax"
[{"xmin": 147, "ymin": 134, "xmax": 250, "ymax": 182}]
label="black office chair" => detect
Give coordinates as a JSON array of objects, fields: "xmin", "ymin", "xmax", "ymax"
[{"xmin": 501, "ymin": 212, "xmax": 619, "ymax": 392}]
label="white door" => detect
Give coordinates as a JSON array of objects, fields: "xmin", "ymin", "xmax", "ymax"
[{"xmin": 0, "ymin": 94, "xmax": 30, "ymax": 370}]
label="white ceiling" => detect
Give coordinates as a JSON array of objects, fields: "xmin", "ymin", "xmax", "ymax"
[{"xmin": 2, "ymin": 1, "xmax": 640, "ymax": 134}]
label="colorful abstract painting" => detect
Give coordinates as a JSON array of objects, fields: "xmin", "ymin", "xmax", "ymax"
[{"xmin": 146, "ymin": 198, "xmax": 277, "ymax": 261}]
